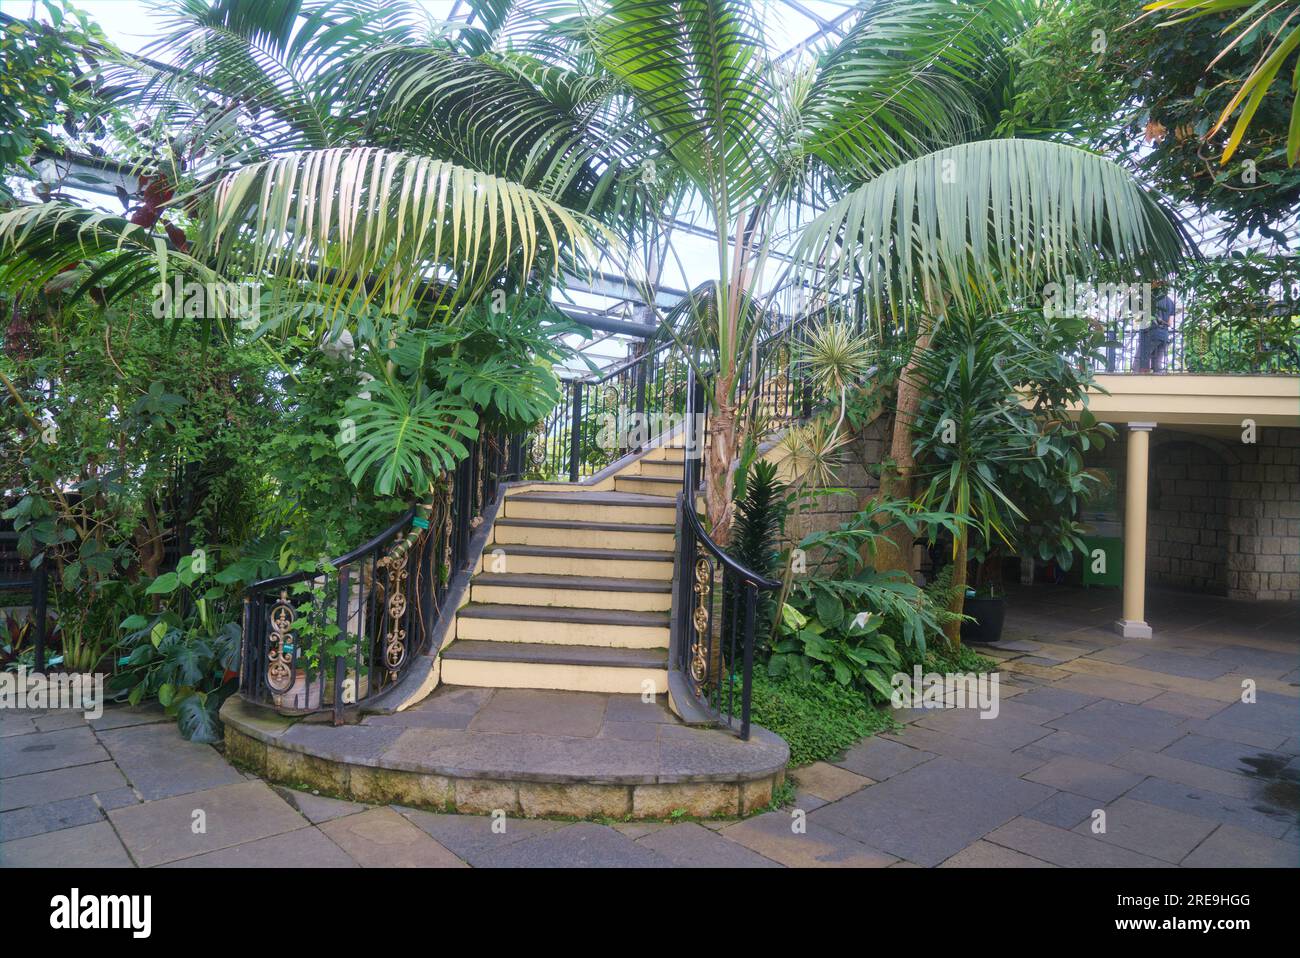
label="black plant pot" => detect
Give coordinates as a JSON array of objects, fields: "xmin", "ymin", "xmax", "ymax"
[{"xmin": 960, "ymin": 596, "xmax": 1006, "ymax": 645}]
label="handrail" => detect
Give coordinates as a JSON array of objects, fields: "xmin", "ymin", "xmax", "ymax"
[
  {"xmin": 679, "ymin": 502, "xmax": 782, "ymax": 592},
  {"xmin": 671, "ymin": 363, "xmax": 781, "ymax": 739},
  {"xmin": 248, "ymin": 508, "xmax": 416, "ymax": 592}
]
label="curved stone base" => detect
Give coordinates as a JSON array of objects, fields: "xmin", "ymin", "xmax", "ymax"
[{"xmin": 221, "ymin": 694, "xmax": 787, "ymax": 820}]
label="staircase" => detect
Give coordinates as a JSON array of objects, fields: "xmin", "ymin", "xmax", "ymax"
[{"xmin": 438, "ymin": 446, "xmax": 686, "ymax": 694}]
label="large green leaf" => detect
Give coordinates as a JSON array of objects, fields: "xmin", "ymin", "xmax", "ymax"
[{"xmin": 338, "ymin": 380, "xmax": 480, "ymax": 496}]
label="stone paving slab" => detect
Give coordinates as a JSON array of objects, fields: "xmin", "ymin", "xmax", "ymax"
[
  {"xmin": 831, "ymin": 736, "xmax": 936, "ymax": 781},
  {"xmin": 1123, "ymin": 777, "xmax": 1294, "ymax": 839},
  {"xmin": 883, "ymin": 725, "xmax": 1048, "ymax": 777},
  {"xmin": 107, "ymin": 780, "xmax": 308, "ymax": 867},
  {"xmin": 1128, "ymin": 652, "xmax": 1235, "ymax": 681},
  {"xmin": 791, "ymin": 762, "xmax": 873, "ymax": 802},
  {"xmin": 718, "ymin": 811, "xmax": 897, "ymax": 867},
  {"xmin": 317, "ymin": 807, "xmax": 467, "ymax": 868},
  {"xmin": 1161, "ymin": 733, "xmax": 1290, "ymax": 777},
  {"xmin": 0, "ymin": 819, "xmax": 134, "ymax": 867},
  {"xmin": 0, "ymin": 726, "xmax": 110, "ymax": 777},
  {"xmin": 983, "ymin": 817, "xmax": 1168, "ymax": 868},
  {"xmin": 810, "ymin": 757, "xmax": 1054, "ymax": 867},
  {"xmin": 1022, "ymin": 729, "xmax": 1130, "ymax": 765},
  {"xmin": 1180, "ymin": 824, "xmax": 1300, "ymax": 867},
  {"xmin": 1023, "ymin": 756, "xmax": 1145, "ymax": 803},
  {"xmin": 636, "ymin": 821, "xmax": 781, "ymax": 867},
  {"xmin": 938, "ymin": 840, "xmax": 1056, "ymax": 867},
  {"xmin": 1023, "ymin": 791, "xmax": 1099, "ymax": 830},
  {"xmin": 274, "ymin": 787, "xmax": 367, "ymax": 823},
  {"xmin": 398, "ymin": 807, "xmax": 563, "ymax": 866},
  {"xmin": 1142, "ymin": 690, "xmax": 1230, "ymax": 720},
  {"xmin": 1046, "ymin": 701, "xmax": 1186, "ymax": 752},
  {"xmin": 0, "ymin": 794, "xmax": 103, "ymax": 841},
  {"xmin": 163, "ymin": 826, "xmax": 358, "ymax": 867},
  {"xmin": 0, "ymin": 760, "xmax": 127, "ymax": 811},
  {"xmin": 468, "ymin": 688, "xmax": 608, "ymax": 737},
  {"xmin": 1073, "ymin": 797, "xmax": 1218, "ymax": 864},
  {"xmin": 475, "ymin": 821, "xmax": 670, "ymax": 867},
  {"xmin": 97, "ymin": 721, "xmax": 245, "ymax": 800}
]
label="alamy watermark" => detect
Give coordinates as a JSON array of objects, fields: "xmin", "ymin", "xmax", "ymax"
[
  {"xmin": 890, "ymin": 665, "xmax": 1000, "ymax": 719},
  {"xmin": 0, "ymin": 667, "xmax": 105, "ymax": 719},
  {"xmin": 1042, "ymin": 275, "xmax": 1153, "ymax": 323},
  {"xmin": 151, "ymin": 277, "xmax": 261, "ymax": 327}
]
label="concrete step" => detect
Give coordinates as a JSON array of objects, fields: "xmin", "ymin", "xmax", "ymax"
[
  {"xmin": 470, "ymin": 572, "xmax": 672, "ymax": 613},
  {"xmin": 614, "ymin": 474, "xmax": 682, "ymax": 497},
  {"xmin": 440, "ymin": 639, "xmax": 668, "ymax": 694},
  {"xmin": 639, "ymin": 459, "xmax": 686, "ymax": 479},
  {"xmin": 493, "ymin": 518, "xmax": 675, "ymax": 551},
  {"xmin": 503, "ymin": 490, "xmax": 676, "ymax": 524},
  {"xmin": 456, "ymin": 603, "xmax": 670, "ymax": 648},
  {"xmin": 479, "ymin": 543, "xmax": 674, "ymax": 580}
]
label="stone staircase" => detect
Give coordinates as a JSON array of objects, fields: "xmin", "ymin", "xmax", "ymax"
[{"xmin": 438, "ymin": 446, "xmax": 686, "ymax": 695}]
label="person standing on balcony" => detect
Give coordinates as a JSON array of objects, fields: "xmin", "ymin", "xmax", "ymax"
[{"xmin": 1136, "ymin": 280, "xmax": 1175, "ymax": 372}]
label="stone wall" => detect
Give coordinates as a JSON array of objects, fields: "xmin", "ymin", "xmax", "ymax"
[
  {"xmin": 778, "ymin": 411, "xmax": 890, "ymax": 553},
  {"xmin": 1225, "ymin": 427, "xmax": 1300, "ymax": 601},
  {"xmin": 1147, "ymin": 440, "xmax": 1231, "ymax": 594},
  {"xmin": 1089, "ymin": 425, "xmax": 1300, "ymax": 601}
]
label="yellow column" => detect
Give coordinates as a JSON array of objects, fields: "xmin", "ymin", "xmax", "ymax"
[{"xmin": 1116, "ymin": 422, "xmax": 1155, "ymax": 639}]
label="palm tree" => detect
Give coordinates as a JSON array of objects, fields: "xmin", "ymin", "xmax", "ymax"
[
  {"xmin": 2, "ymin": 0, "xmax": 1186, "ymax": 558},
  {"xmin": 0, "ymin": 0, "xmax": 612, "ymax": 502}
]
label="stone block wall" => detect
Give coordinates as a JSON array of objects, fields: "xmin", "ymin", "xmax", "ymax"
[
  {"xmin": 1225, "ymin": 428, "xmax": 1300, "ymax": 601},
  {"xmin": 1146, "ymin": 442, "xmax": 1231, "ymax": 594},
  {"xmin": 1089, "ymin": 425, "xmax": 1300, "ymax": 601},
  {"xmin": 777, "ymin": 412, "xmax": 890, "ymax": 554}
]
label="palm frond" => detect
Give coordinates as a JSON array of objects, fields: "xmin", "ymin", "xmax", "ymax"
[
  {"xmin": 203, "ymin": 146, "xmax": 611, "ymax": 316},
  {"xmin": 0, "ymin": 203, "xmax": 227, "ymax": 312},
  {"xmin": 798, "ymin": 0, "xmax": 1038, "ymax": 179},
  {"xmin": 587, "ymin": 0, "xmax": 777, "ymax": 215},
  {"xmin": 794, "ymin": 138, "xmax": 1187, "ymax": 319}
]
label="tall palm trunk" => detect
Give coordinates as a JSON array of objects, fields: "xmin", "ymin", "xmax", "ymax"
[{"xmin": 704, "ymin": 387, "xmax": 738, "ymax": 544}]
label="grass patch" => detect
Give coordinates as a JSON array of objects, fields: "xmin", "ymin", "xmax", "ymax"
[{"xmin": 747, "ymin": 670, "xmax": 898, "ymax": 768}]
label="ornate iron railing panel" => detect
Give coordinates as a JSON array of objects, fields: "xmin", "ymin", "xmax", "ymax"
[{"xmin": 241, "ymin": 432, "xmax": 520, "ymax": 721}]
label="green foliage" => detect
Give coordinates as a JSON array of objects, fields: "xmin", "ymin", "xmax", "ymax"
[
  {"xmin": 913, "ymin": 308, "xmax": 1114, "ymax": 580},
  {"xmin": 1002, "ymin": 0, "xmax": 1299, "ymax": 246},
  {"xmin": 0, "ymin": 2, "xmax": 107, "ymax": 202},
  {"xmin": 339, "ymin": 380, "xmax": 479, "ymax": 496},
  {"xmin": 731, "ymin": 460, "xmax": 787, "ymax": 579},
  {"xmin": 768, "ymin": 599, "xmax": 903, "ymax": 700},
  {"xmin": 746, "ymin": 670, "xmax": 898, "ymax": 768},
  {"xmin": 1179, "ymin": 253, "xmax": 1300, "ymax": 373}
]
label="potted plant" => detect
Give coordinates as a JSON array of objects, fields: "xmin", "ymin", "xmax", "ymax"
[{"xmin": 914, "ymin": 307, "xmax": 1112, "ymax": 647}]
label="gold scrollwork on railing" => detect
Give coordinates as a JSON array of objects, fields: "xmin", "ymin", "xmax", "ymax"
[
  {"xmin": 266, "ymin": 590, "xmax": 296, "ymax": 693},
  {"xmin": 384, "ymin": 557, "xmax": 409, "ymax": 680},
  {"xmin": 690, "ymin": 557, "xmax": 711, "ymax": 684}
]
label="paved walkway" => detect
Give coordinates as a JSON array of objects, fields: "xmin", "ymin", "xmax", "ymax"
[{"xmin": 2, "ymin": 586, "xmax": 1297, "ymax": 867}]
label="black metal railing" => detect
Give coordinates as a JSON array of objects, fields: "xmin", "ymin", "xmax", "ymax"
[
  {"xmin": 529, "ymin": 287, "xmax": 869, "ymax": 483},
  {"xmin": 241, "ymin": 432, "xmax": 520, "ymax": 720},
  {"xmin": 671, "ymin": 367, "xmax": 780, "ymax": 739},
  {"xmin": 1, "ymin": 526, "xmax": 49, "ymax": 672},
  {"xmin": 527, "ymin": 337, "xmax": 693, "ymax": 481}
]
